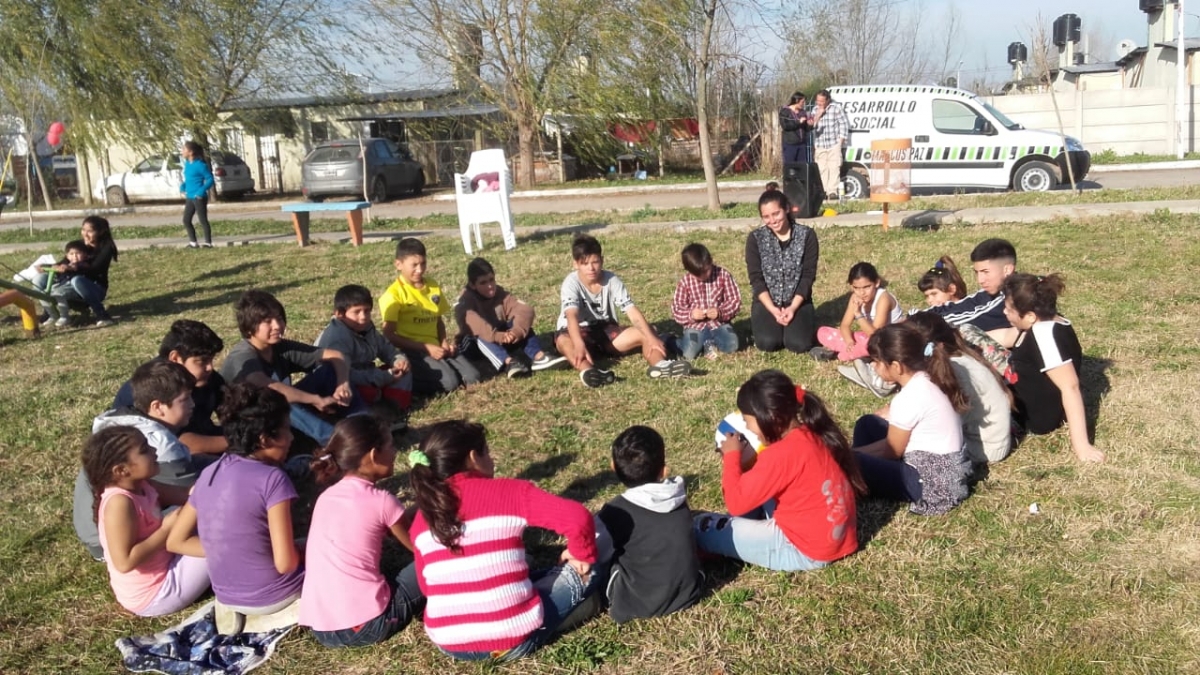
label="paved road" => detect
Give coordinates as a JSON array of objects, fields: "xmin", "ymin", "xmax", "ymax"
[{"xmin": 1, "ymin": 167, "xmax": 1193, "ymax": 232}]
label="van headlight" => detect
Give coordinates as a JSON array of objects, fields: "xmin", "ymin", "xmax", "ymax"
[{"xmin": 1064, "ymin": 137, "xmax": 1084, "ymax": 152}]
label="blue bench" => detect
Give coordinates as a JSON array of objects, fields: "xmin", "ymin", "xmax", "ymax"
[{"xmin": 280, "ymin": 201, "xmax": 371, "ymax": 247}]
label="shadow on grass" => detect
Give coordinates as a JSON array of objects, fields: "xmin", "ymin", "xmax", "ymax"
[
  {"xmin": 517, "ymin": 451, "xmax": 579, "ymax": 483},
  {"xmin": 855, "ymin": 497, "xmax": 903, "ymax": 547},
  {"xmin": 514, "ymin": 221, "xmax": 609, "ymax": 247},
  {"xmin": 1081, "ymin": 355, "xmax": 1113, "ymax": 440},
  {"xmin": 112, "ymin": 279, "xmax": 316, "ymax": 319},
  {"xmin": 192, "ymin": 259, "xmax": 272, "ymax": 281},
  {"xmin": 815, "ymin": 291, "xmax": 849, "ymax": 328}
]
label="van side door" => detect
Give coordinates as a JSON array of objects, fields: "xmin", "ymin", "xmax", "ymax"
[{"xmin": 923, "ymin": 99, "xmax": 1007, "ymax": 189}]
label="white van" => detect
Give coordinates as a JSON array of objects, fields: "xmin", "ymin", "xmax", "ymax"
[{"xmin": 825, "ymin": 85, "xmax": 1090, "ymax": 199}]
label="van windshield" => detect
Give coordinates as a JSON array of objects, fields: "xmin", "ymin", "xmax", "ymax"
[{"xmin": 980, "ymin": 101, "xmax": 1022, "ymax": 130}]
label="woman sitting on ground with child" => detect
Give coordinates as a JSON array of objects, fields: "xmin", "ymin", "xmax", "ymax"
[{"xmin": 693, "ymin": 369, "xmax": 864, "ymax": 572}]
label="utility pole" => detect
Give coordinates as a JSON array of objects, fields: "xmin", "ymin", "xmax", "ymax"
[{"xmin": 1178, "ymin": 0, "xmax": 1188, "ymax": 159}]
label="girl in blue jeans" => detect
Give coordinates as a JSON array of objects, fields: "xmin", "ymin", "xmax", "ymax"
[
  {"xmin": 694, "ymin": 370, "xmax": 865, "ymax": 572},
  {"xmin": 34, "ymin": 215, "xmax": 118, "ymax": 327}
]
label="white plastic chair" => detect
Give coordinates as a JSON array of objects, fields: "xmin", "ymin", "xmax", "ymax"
[{"xmin": 453, "ymin": 149, "xmax": 516, "ymax": 254}]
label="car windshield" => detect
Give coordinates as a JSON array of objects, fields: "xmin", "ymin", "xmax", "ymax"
[
  {"xmin": 980, "ymin": 100, "xmax": 1022, "ymax": 130},
  {"xmin": 211, "ymin": 151, "xmax": 245, "ymax": 166},
  {"xmin": 308, "ymin": 146, "xmax": 360, "ymax": 163}
]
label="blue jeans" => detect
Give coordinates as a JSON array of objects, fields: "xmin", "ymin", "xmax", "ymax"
[
  {"xmin": 32, "ymin": 272, "xmax": 110, "ymax": 320},
  {"xmin": 679, "ymin": 324, "xmax": 739, "ymax": 360},
  {"xmin": 852, "ymin": 414, "xmax": 923, "ymax": 503},
  {"xmin": 440, "ymin": 561, "xmax": 607, "ymax": 662},
  {"xmin": 311, "ymin": 563, "xmax": 425, "ymax": 648},
  {"xmin": 288, "ymin": 364, "xmax": 368, "ymax": 445},
  {"xmin": 692, "ymin": 501, "xmax": 827, "ymax": 572},
  {"xmin": 471, "ymin": 331, "xmax": 544, "ymax": 370}
]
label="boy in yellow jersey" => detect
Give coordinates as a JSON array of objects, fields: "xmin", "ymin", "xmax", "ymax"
[{"xmin": 380, "ymin": 238, "xmax": 483, "ymax": 394}]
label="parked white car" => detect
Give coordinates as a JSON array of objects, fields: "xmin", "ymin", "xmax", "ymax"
[{"xmin": 93, "ymin": 151, "xmax": 255, "ymax": 205}]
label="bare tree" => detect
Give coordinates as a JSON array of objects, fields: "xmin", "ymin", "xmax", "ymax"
[{"xmin": 780, "ymin": 0, "xmax": 932, "ymax": 85}]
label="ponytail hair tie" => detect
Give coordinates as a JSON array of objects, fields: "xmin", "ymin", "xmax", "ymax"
[
  {"xmin": 408, "ymin": 450, "xmax": 430, "ymax": 468},
  {"xmin": 794, "ymin": 385, "xmax": 806, "ymax": 405},
  {"xmin": 314, "ymin": 453, "xmax": 334, "ymax": 465},
  {"xmin": 923, "ymin": 341, "xmax": 935, "ymax": 357}
]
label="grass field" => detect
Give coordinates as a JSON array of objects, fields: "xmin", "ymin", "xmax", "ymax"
[{"xmin": 1, "ymin": 213, "xmax": 1198, "ymax": 674}]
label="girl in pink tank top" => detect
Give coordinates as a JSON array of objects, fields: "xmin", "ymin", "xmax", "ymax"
[{"xmin": 83, "ymin": 426, "xmax": 210, "ymax": 616}]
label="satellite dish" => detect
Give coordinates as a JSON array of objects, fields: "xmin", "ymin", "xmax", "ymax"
[{"xmin": 1117, "ymin": 39, "xmax": 1137, "ymax": 58}]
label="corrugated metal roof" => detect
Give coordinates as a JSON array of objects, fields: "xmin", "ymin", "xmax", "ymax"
[
  {"xmin": 222, "ymin": 88, "xmax": 458, "ymax": 112},
  {"xmin": 339, "ymin": 104, "xmax": 501, "ymax": 121}
]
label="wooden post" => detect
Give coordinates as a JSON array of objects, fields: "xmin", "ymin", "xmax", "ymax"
[
  {"xmin": 290, "ymin": 211, "xmax": 311, "ymax": 247},
  {"xmin": 345, "ymin": 210, "xmax": 364, "ymax": 246}
]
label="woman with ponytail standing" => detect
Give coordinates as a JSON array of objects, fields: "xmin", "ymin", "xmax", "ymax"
[
  {"xmin": 407, "ymin": 420, "xmax": 601, "ymax": 662},
  {"xmin": 851, "ymin": 323, "xmax": 971, "ymax": 515},
  {"xmin": 693, "ymin": 369, "xmax": 864, "ymax": 572},
  {"xmin": 300, "ymin": 416, "xmax": 425, "ymax": 647}
]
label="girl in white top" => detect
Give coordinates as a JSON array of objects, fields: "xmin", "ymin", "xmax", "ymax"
[
  {"xmin": 850, "ymin": 323, "xmax": 970, "ymax": 515},
  {"xmin": 817, "ymin": 262, "xmax": 902, "ymax": 361}
]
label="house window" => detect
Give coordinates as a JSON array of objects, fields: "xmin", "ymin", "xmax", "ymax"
[{"xmin": 311, "ymin": 121, "xmax": 330, "ymax": 143}]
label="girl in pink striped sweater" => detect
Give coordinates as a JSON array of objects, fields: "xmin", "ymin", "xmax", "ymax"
[{"xmin": 409, "ymin": 420, "xmax": 602, "ymax": 661}]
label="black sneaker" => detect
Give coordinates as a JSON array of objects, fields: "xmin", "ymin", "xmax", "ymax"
[
  {"xmin": 506, "ymin": 361, "xmax": 531, "ymax": 378},
  {"xmin": 647, "ymin": 359, "xmax": 692, "ymax": 379},
  {"xmin": 809, "ymin": 346, "xmax": 837, "ymax": 362},
  {"xmin": 580, "ymin": 367, "xmax": 615, "ymax": 388}
]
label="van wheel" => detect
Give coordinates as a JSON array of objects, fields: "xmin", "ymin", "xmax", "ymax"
[
  {"xmin": 105, "ymin": 186, "xmax": 127, "ymax": 206},
  {"xmin": 1013, "ymin": 161, "xmax": 1056, "ymax": 192},
  {"xmin": 368, "ymin": 176, "xmax": 387, "ymax": 203},
  {"xmin": 841, "ymin": 169, "xmax": 870, "ymax": 200}
]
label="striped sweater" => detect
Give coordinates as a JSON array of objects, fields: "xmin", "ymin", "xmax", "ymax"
[{"xmin": 411, "ymin": 473, "xmax": 597, "ymax": 653}]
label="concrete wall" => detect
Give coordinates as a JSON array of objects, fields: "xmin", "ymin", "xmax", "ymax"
[{"xmin": 986, "ymin": 85, "xmax": 1197, "ymax": 155}]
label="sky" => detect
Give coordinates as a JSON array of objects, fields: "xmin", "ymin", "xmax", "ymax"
[{"xmin": 350, "ymin": 0, "xmax": 1197, "ymax": 92}]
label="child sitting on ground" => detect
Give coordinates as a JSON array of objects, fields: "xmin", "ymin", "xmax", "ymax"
[
  {"xmin": 315, "ymin": 284, "xmax": 413, "ymax": 423},
  {"xmin": 693, "ymin": 370, "xmax": 864, "ymax": 572},
  {"xmin": 40, "ymin": 239, "xmax": 90, "ymax": 327},
  {"xmin": 74, "ymin": 360, "xmax": 200, "ymax": 560},
  {"xmin": 1002, "ymin": 273, "xmax": 1104, "ymax": 463},
  {"xmin": 851, "ymin": 323, "xmax": 971, "ymax": 515},
  {"xmin": 380, "ymin": 238, "xmax": 482, "ymax": 395},
  {"xmin": 409, "ymin": 420, "xmax": 601, "ymax": 661},
  {"xmin": 815, "ymin": 262, "xmax": 901, "ymax": 362},
  {"xmin": 112, "ymin": 319, "xmax": 228, "ymax": 455},
  {"xmin": 455, "ymin": 257, "xmax": 566, "ymax": 378},
  {"xmin": 220, "ymin": 289, "xmax": 365, "ymax": 445},
  {"xmin": 596, "ymin": 426, "xmax": 702, "ymax": 624},
  {"xmin": 167, "ymin": 383, "xmax": 305, "ymax": 617},
  {"xmin": 917, "ymin": 256, "xmax": 968, "ymax": 307},
  {"xmin": 670, "ymin": 243, "xmax": 742, "ymax": 361},
  {"xmin": 84, "ymin": 426, "xmax": 210, "ymax": 616},
  {"xmin": 555, "ymin": 233, "xmax": 691, "ymax": 387},
  {"xmin": 300, "ymin": 417, "xmax": 425, "ymax": 647}
]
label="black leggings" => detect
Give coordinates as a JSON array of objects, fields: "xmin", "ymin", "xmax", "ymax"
[
  {"xmin": 183, "ymin": 196, "xmax": 211, "ymax": 244},
  {"xmin": 750, "ymin": 300, "xmax": 815, "ymax": 353}
]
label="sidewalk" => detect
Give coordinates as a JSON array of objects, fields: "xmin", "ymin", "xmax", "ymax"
[
  {"xmin": 4, "ymin": 158, "xmax": 1197, "ymax": 223},
  {"xmin": 3, "ymin": 198, "xmax": 1197, "ymax": 257}
]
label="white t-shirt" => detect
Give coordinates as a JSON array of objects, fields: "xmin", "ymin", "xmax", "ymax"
[
  {"xmin": 556, "ymin": 270, "xmax": 635, "ymax": 330},
  {"xmin": 951, "ymin": 355, "xmax": 1012, "ymax": 464},
  {"xmin": 868, "ymin": 288, "xmax": 904, "ymax": 324},
  {"xmin": 887, "ymin": 372, "xmax": 963, "ymax": 456}
]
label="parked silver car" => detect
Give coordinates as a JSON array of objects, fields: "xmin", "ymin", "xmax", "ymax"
[{"xmin": 301, "ymin": 138, "xmax": 425, "ymax": 202}]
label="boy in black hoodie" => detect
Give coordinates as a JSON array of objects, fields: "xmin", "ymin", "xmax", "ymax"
[{"xmin": 596, "ymin": 426, "xmax": 702, "ymax": 623}]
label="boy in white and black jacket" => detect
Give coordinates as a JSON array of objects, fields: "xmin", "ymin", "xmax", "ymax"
[{"xmin": 596, "ymin": 426, "xmax": 702, "ymax": 624}]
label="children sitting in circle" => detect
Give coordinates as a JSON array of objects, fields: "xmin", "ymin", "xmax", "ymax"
[
  {"xmin": 300, "ymin": 417, "xmax": 425, "ymax": 647},
  {"xmin": 84, "ymin": 426, "xmax": 210, "ymax": 616},
  {"xmin": 408, "ymin": 420, "xmax": 602, "ymax": 661},
  {"xmin": 850, "ymin": 324, "xmax": 971, "ymax": 516},
  {"xmin": 693, "ymin": 369, "xmax": 864, "ymax": 571},
  {"xmin": 1003, "ymin": 273, "xmax": 1104, "ymax": 463},
  {"xmin": 815, "ymin": 261, "xmax": 901, "ymax": 362},
  {"xmin": 167, "ymin": 383, "xmax": 304, "ymax": 616},
  {"xmin": 670, "ymin": 243, "xmax": 742, "ymax": 361}
]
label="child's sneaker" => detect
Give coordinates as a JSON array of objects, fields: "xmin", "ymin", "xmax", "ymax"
[
  {"xmin": 54, "ymin": 316, "xmax": 70, "ymax": 328},
  {"xmin": 704, "ymin": 343, "xmax": 720, "ymax": 360},
  {"xmin": 506, "ymin": 360, "xmax": 531, "ymax": 379},
  {"xmin": 531, "ymin": 354, "xmax": 568, "ymax": 371},
  {"xmin": 580, "ymin": 367, "xmax": 615, "ymax": 388},
  {"xmin": 840, "ymin": 359, "xmax": 895, "ymax": 398},
  {"xmin": 94, "ymin": 318, "xmax": 115, "ymax": 328},
  {"xmin": 809, "ymin": 346, "xmax": 837, "ymax": 362},
  {"xmin": 647, "ymin": 359, "xmax": 692, "ymax": 379}
]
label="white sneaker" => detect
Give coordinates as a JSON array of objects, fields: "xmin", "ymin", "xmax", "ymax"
[
  {"xmin": 94, "ymin": 318, "xmax": 115, "ymax": 328},
  {"xmin": 54, "ymin": 317, "xmax": 70, "ymax": 328},
  {"xmin": 647, "ymin": 359, "xmax": 692, "ymax": 379},
  {"xmin": 531, "ymin": 354, "xmax": 568, "ymax": 371}
]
